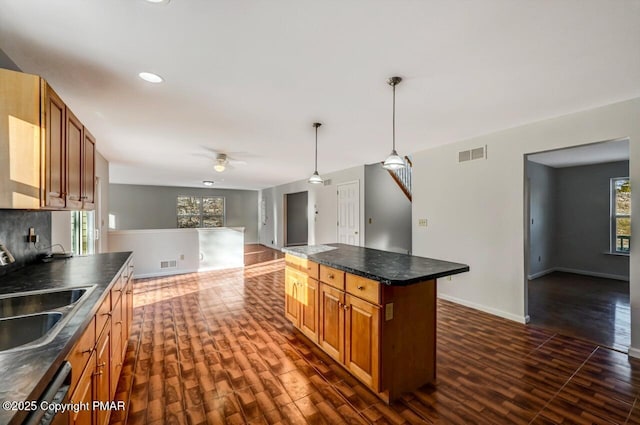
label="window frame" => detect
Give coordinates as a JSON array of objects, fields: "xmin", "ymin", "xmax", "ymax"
[
  {"xmin": 176, "ymin": 195, "xmax": 225, "ymax": 228},
  {"xmin": 610, "ymin": 177, "xmax": 630, "ymax": 254}
]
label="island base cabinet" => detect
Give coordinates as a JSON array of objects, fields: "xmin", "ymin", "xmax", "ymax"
[
  {"xmin": 285, "ymin": 266, "xmax": 319, "ymax": 343},
  {"xmin": 318, "ymin": 284, "xmax": 344, "ymax": 362},
  {"xmin": 286, "ymin": 257, "xmax": 438, "ymax": 403},
  {"xmin": 299, "ymin": 278, "xmax": 318, "ymax": 343},
  {"xmin": 345, "ymin": 294, "xmax": 380, "ymax": 391}
]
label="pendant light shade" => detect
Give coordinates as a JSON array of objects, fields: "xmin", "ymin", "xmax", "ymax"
[
  {"xmin": 308, "ymin": 122, "xmax": 324, "ymax": 184},
  {"xmin": 383, "ymin": 76, "xmax": 405, "ymax": 171}
]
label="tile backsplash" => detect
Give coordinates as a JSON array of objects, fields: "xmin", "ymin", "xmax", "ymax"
[{"xmin": 0, "ymin": 210, "xmax": 52, "ymax": 277}]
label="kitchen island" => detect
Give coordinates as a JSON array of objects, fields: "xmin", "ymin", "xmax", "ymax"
[{"xmin": 282, "ymin": 244, "xmax": 469, "ymax": 403}]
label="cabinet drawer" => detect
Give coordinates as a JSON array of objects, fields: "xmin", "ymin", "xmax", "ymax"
[
  {"xmin": 67, "ymin": 316, "xmax": 96, "ymax": 394},
  {"xmin": 306, "ymin": 261, "xmax": 319, "ymax": 280},
  {"xmin": 320, "ymin": 265, "xmax": 345, "ymax": 290},
  {"xmin": 95, "ymin": 292, "xmax": 111, "ymax": 336},
  {"xmin": 346, "ymin": 274, "xmax": 381, "ymax": 305}
]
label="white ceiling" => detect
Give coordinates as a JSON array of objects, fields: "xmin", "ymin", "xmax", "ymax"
[
  {"xmin": 1, "ymin": 0, "xmax": 639, "ymax": 190},
  {"xmin": 528, "ymin": 138, "xmax": 630, "ymax": 168}
]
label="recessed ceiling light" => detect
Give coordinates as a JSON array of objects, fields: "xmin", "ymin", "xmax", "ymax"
[
  {"xmin": 145, "ymin": 0, "xmax": 170, "ymax": 4},
  {"xmin": 138, "ymin": 72, "xmax": 164, "ymax": 83},
  {"xmin": 202, "ymin": 180, "xmax": 214, "ymax": 186}
]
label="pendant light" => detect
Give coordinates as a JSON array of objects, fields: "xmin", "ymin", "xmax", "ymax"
[
  {"xmin": 308, "ymin": 122, "xmax": 323, "ymax": 184},
  {"xmin": 382, "ymin": 76, "xmax": 405, "ymax": 170}
]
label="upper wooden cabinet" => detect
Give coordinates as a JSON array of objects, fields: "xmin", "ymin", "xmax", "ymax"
[
  {"xmin": 43, "ymin": 84, "xmax": 66, "ymax": 208},
  {"xmin": 0, "ymin": 68, "xmax": 96, "ymax": 210}
]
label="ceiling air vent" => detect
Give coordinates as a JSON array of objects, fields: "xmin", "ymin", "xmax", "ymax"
[
  {"xmin": 160, "ymin": 260, "xmax": 177, "ymax": 269},
  {"xmin": 458, "ymin": 145, "xmax": 487, "ymax": 163}
]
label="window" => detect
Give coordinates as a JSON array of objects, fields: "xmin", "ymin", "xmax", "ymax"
[
  {"xmin": 177, "ymin": 196, "xmax": 225, "ymax": 228},
  {"xmin": 71, "ymin": 211, "xmax": 95, "ymax": 255},
  {"xmin": 611, "ymin": 177, "xmax": 631, "ymax": 253}
]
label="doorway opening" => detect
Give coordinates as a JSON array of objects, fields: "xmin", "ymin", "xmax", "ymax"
[
  {"xmin": 524, "ymin": 138, "xmax": 630, "ymax": 351},
  {"xmin": 284, "ymin": 191, "xmax": 308, "ymax": 247}
]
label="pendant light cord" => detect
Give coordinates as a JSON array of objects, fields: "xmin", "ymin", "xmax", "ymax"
[
  {"xmin": 392, "ymin": 82, "xmax": 396, "ymax": 151},
  {"xmin": 314, "ymin": 125, "xmax": 319, "ymax": 172}
]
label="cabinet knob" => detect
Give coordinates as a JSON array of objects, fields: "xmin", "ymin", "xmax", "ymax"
[
  {"xmin": 328, "ymin": 273, "xmax": 334, "ymax": 279},
  {"xmin": 102, "ymin": 312, "xmax": 112, "ymax": 317},
  {"xmin": 93, "ymin": 371, "xmax": 103, "ymax": 377},
  {"xmin": 343, "ymin": 304, "xmax": 350, "ymax": 310},
  {"xmin": 81, "ymin": 348, "xmax": 92, "ymax": 354},
  {"xmin": 97, "ymin": 362, "xmax": 106, "ymax": 369},
  {"xmin": 357, "ymin": 285, "xmax": 364, "ymax": 290}
]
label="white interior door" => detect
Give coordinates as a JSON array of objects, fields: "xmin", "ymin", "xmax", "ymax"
[{"xmin": 337, "ymin": 181, "xmax": 360, "ymax": 246}]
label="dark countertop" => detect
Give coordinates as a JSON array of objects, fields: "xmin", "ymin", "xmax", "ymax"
[
  {"xmin": 0, "ymin": 252, "xmax": 132, "ymax": 425},
  {"xmin": 282, "ymin": 244, "xmax": 469, "ymax": 285}
]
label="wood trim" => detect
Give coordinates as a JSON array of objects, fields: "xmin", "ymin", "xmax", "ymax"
[{"xmin": 386, "ymin": 169, "xmax": 412, "ymax": 202}]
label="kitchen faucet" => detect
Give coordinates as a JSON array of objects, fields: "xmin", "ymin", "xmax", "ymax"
[{"xmin": 0, "ymin": 243, "xmax": 16, "ymax": 266}]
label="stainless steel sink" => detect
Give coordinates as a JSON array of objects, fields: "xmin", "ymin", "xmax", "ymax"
[
  {"xmin": 0, "ymin": 288, "xmax": 88, "ymax": 319},
  {"xmin": 0, "ymin": 312, "xmax": 63, "ymax": 351}
]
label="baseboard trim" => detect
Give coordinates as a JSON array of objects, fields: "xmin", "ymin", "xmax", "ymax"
[
  {"xmin": 134, "ymin": 268, "xmax": 199, "ymax": 279},
  {"xmin": 628, "ymin": 347, "xmax": 640, "ymax": 359},
  {"xmin": 553, "ymin": 267, "xmax": 629, "ymax": 282},
  {"xmin": 528, "ymin": 266, "xmax": 629, "ymax": 282},
  {"xmin": 527, "ymin": 268, "xmax": 555, "ymax": 280},
  {"xmin": 437, "ymin": 293, "xmax": 528, "ymax": 324}
]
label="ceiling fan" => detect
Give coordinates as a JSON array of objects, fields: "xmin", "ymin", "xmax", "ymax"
[{"xmin": 211, "ymin": 152, "xmax": 247, "ymax": 173}]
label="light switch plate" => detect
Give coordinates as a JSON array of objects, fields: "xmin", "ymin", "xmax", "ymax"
[{"xmin": 418, "ymin": 218, "xmax": 428, "ymax": 227}]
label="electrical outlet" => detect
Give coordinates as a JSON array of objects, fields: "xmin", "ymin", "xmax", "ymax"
[
  {"xmin": 418, "ymin": 218, "xmax": 428, "ymax": 227},
  {"xmin": 180, "ymin": 254, "xmax": 185, "ymax": 260},
  {"xmin": 538, "ymin": 256, "xmax": 541, "ymax": 262}
]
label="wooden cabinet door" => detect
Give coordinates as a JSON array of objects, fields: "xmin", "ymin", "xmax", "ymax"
[
  {"xmin": 69, "ymin": 351, "xmax": 95, "ymax": 425},
  {"xmin": 284, "ymin": 268, "xmax": 301, "ymax": 326},
  {"xmin": 82, "ymin": 128, "xmax": 96, "ymax": 210},
  {"xmin": 66, "ymin": 109, "xmax": 83, "ymax": 209},
  {"xmin": 110, "ymin": 295, "xmax": 123, "ymax": 398},
  {"xmin": 299, "ymin": 278, "xmax": 319, "ymax": 343},
  {"xmin": 344, "ymin": 294, "xmax": 380, "ymax": 390},
  {"xmin": 319, "ymin": 283, "xmax": 344, "ymax": 363},
  {"xmin": 43, "ymin": 84, "xmax": 66, "ymax": 208},
  {"xmin": 94, "ymin": 325, "xmax": 111, "ymax": 425}
]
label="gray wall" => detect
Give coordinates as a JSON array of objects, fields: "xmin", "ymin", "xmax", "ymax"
[
  {"xmin": 554, "ymin": 161, "xmax": 629, "ymax": 279},
  {"xmin": 364, "ymin": 163, "xmax": 412, "ymax": 254},
  {"xmin": 0, "ymin": 48, "xmax": 20, "ymax": 71},
  {"xmin": 0, "ymin": 210, "xmax": 51, "ymax": 277},
  {"xmin": 109, "ymin": 184, "xmax": 259, "ymax": 243},
  {"xmin": 285, "ymin": 191, "xmax": 308, "ymax": 246},
  {"xmin": 527, "ymin": 161, "xmax": 557, "ymax": 276}
]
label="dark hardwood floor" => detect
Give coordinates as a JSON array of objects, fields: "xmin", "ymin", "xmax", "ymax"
[
  {"xmin": 110, "ymin": 246, "xmax": 640, "ymax": 424},
  {"xmin": 528, "ymin": 272, "xmax": 630, "ymax": 352}
]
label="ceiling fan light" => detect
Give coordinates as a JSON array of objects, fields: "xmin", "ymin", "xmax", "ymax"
[
  {"xmin": 383, "ymin": 150, "xmax": 405, "ymax": 170},
  {"xmin": 308, "ymin": 171, "xmax": 323, "ymax": 184},
  {"xmin": 214, "ymin": 163, "xmax": 226, "ymax": 172}
]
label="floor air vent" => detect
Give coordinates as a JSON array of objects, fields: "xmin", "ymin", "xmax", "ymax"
[
  {"xmin": 160, "ymin": 260, "xmax": 177, "ymax": 269},
  {"xmin": 458, "ymin": 145, "xmax": 487, "ymax": 163}
]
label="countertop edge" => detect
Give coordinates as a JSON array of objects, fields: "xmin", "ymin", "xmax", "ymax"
[{"xmin": 283, "ymin": 245, "xmax": 469, "ymax": 285}]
